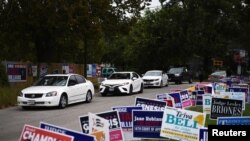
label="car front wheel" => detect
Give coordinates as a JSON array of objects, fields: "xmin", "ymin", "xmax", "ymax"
[
  {"xmin": 139, "ymin": 83, "xmax": 143, "ymax": 93},
  {"xmin": 59, "ymin": 94, "xmax": 67, "ymax": 109},
  {"xmin": 129, "ymin": 85, "xmax": 133, "ymax": 95},
  {"xmin": 85, "ymin": 91, "xmax": 92, "ymax": 103}
]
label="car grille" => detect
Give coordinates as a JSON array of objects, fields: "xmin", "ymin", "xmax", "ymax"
[
  {"xmin": 25, "ymin": 93, "xmax": 43, "ymax": 98},
  {"xmin": 143, "ymin": 79, "xmax": 154, "ymax": 82},
  {"xmin": 167, "ymin": 74, "xmax": 175, "ymax": 78},
  {"xmin": 104, "ymin": 84, "xmax": 122, "ymax": 87}
]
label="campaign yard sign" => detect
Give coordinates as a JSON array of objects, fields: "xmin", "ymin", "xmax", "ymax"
[
  {"xmin": 132, "ymin": 110, "xmax": 165, "ymax": 139},
  {"xmin": 214, "ymin": 82, "xmax": 227, "ymax": 93},
  {"xmin": 135, "ymin": 97, "xmax": 166, "ymax": 111},
  {"xmin": 79, "ymin": 110, "xmax": 124, "ymax": 141},
  {"xmin": 199, "ymin": 128, "xmax": 208, "ymax": 141},
  {"xmin": 215, "ymin": 92, "xmax": 245, "ymax": 110},
  {"xmin": 112, "ymin": 106, "xmax": 142, "ymax": 141},
  {"xmin": 88, "ymin": 113, "xmax": 109, "ymax": 141},
  {"xmin": 229, "ymin": 87, "xmax": 249, "ymax": 102},
  {"xmin": 160, "ymin": 107, "xmax": 206, "ymax": 141},
  {"xmin": 19, "ymin": 124, "xmax": 73, "ymax": 141},
  {"xmin": 195, "ymin": 83, "xmax": 213, "ymax": 94},
  {"xmin": 191, "ymin": 91, "xmax": 197, "ymax": 106},
  {"xmin": 210, "ymin": 98, "xmax": 243, "ymax": 120},
  {"xmin": 168, "ymin": 92, "xmax": 182, "ymax": 108},
  {"xmin": 156, "ymin": 93, "xmax": 175, "ymax": 107},
  {"xmin": 7, "ymin": 63, "xmax": 27, "ymax": 82},
  {"xmin": 40, "ymin": 122, "xmax": 95, "ymax": 141},
  {"xmin": 196, "ymin": 90, "xmax": 205, "ymax": 106},
  {"xmin": 203, "ymin": 94, "xmax": 212, "ymax": 114},
  {"xmin": 180, "ymin": 90, "xmax": 192, "ymax": 108},
  {"xmin": 217, "ymin": 117, "xmax": 250, "ymax": 125}
]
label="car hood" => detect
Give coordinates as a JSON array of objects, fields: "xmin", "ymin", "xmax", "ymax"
[
  {"xmin": 102, "ymin": 79, "xmax": 131, "ymax": 85},
  {"xmin": 142, "ymin": 76, "xmax": 161, "ymax": 80},
  {"xmin": 21, "ymin": 86, "xmax": 64, "ymax": 94}
]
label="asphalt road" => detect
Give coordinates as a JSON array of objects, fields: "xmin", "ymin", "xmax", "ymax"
[{"xmin": 0, "ymin": 83, "xmax": 193, "ymax": 141}]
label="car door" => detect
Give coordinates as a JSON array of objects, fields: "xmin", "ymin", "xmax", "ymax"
[
  {"xmin": 132, "ymin": 73, "xmax": 141, "ymax": 92},
  {"xmin": 162, "ymin": 73, "xmax": 168, "ymax": 85},
  {"xmin": 67, "ymin": 75, "xmax": 80, "ymax": 102},
  {"xmin": 75, "ymin": 75, "xmax": 88, "ymax": 100}
]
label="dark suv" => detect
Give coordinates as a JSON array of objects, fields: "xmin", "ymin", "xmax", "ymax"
[{"xmin": 167, "ymin": 67, "xmax": 192, "ymax": 84}]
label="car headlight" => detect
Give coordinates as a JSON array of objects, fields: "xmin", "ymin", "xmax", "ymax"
[
  {"xmin": 46, "ymin": 91, "xmax": 57, "ymax": 97},
  {"xmin": 19, "ymin": 92, "xmax": 23, "ymax": 97},
  {"xmin": 122, "ymin": 82, "xmax": 129, "ymax": 85},
  {"xmin": 175, "ymin": 74, "xmax": 180, "ymax": 77}
]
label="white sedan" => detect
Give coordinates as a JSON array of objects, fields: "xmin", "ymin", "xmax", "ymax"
[
  {"xmin": 142, "ymin": 70, "xmax": 168, "ymax": 87},
  {"xmin": 17, "ymin": 74, "xmax": 94, "ymax": 109},
  {"xmin": 99, "ymin": 71, "xmax": 144, "ymax": 96}
]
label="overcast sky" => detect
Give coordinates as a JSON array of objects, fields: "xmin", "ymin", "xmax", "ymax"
[{"xmin": 150, "ymin": 0, "xmax": 161, "ymax": 9}]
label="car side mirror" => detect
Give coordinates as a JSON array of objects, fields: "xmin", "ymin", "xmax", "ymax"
[{"xmin": 132, "ymin": 77, "xmax": 137, "ymax": 81}]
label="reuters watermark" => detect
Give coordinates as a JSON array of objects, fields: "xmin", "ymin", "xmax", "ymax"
[{"xmin": 208, "ymin": 125, "xmax": 249, "ymax": 139}]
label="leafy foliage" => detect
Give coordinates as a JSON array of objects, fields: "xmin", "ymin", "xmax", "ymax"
[
  {"xmin": 0, "ymin": 63, "xmax": 9, "ymax": 86},
  {"xmin": 1, "ymin": 0, "xmax": 250, "ymax": 75}
]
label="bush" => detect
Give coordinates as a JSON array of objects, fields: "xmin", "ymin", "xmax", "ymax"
[{"xmin": 0, "ymin": 63, "xmax": 9, "ymax": 86}]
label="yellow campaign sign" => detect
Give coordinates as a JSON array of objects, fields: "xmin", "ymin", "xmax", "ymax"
[{"xmin": 161, "ymin": 129, "xmax": 198, "ymax": 140}]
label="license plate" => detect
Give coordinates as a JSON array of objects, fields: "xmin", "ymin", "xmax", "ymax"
[
  {"xmin": 109, "ymin": 87, "xmax": 114, "ymax": 91},
  {"xmin": 27, "ymin": 100, "xmax": 35, "ymax": 105}
]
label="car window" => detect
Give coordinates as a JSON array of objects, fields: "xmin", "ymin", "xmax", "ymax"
[
  {"xmin": 68, "ymin": 76, "xmax": 78, "ymax": 86},
  {"xmin": 109, "ymin": 73, "xmax": 130, "ymax": 79},
  {"xmin": 132, "ymin": 73, "xmax": 139, "ymax": 78},
  {"xmin": 168, "ymin": 68, "xmax": 183, "ymax": 74},
  {"xmin": 108, "ymin": 69, "xmax": 114, "ymax": 73},
  {"xmin": 212, "ymin": 71, "xmax": 226, "ymax": 75},
  {"xmin": 34, "ymin": 76, "xmax": 68, "ymax": 86},
  {"xmin": 102, "ymin": 68, "xmax": 107, "ymax": 74},
  {"xmin": 145, "ymin": 71, "xmax": 162, "ymax": 76},
  {"xmin": 75, "ymin": 75, "xmax": 86, "ymax": 83}
]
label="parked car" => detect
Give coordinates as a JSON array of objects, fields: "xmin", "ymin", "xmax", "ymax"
[
  {"xmin": 142, "ymin": 70, "xmax": 168, "ymax": 87},
  {"xmin": 99, "ymin": 71, "xmax": 144, "ymax": 96},
  {"xmin": 17, "ymin": 74, "xmax": 94, "ymax": 109},
  {"xmin": 208, "ymin": 70, "xmax": 227, "ymax": 82},
  {"xmin": 167, "ymin": 67, "xmax": 192, "ymax": 84}
]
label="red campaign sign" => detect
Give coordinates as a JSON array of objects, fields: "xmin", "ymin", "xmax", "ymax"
[{"xmin": 19, "ymin": 124, "xmax": 73, "ymax": 141}]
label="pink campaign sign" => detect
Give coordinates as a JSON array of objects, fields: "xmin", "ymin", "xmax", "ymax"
[
  {"xmin": 180, "ymin": 90, "xmax": 192, "ymax": 108},
  {"xmin": 110, "ymin": 130, "xmax": 123, "ymax": 141},
  {"xmin": 182, "ymin": 100, "xmax": 192, "ymax": 108}
]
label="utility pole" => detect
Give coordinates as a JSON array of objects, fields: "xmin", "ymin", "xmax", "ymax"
[{"xmin": 84, "ymin": 35, "xmax": 87, "ymax": 78}]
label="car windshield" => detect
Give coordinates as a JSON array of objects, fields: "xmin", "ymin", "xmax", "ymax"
[
  {"xmin": 108, "ymin": 73, "xmax": 130, "ymax": 79},
  {"xmin": 34, "ymin": 76, "xmax": 68, "ymax": 86},
  {"xmin": 212, "ymin": 71, "xmax": 226, "ymax": 76},
  {"xmin": 145, "ymin": 71, "xmax": 161, "ymax": 76},
  {"xmin": 168, "ymin": 68, "xmax": 183, "ymax": 74}
]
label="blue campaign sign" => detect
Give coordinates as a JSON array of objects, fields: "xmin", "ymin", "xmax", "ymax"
[
  {"xmin": 132, "ymin": 110, "xmax": 165, "ymax": 139},
  {"xmin": 135, "ymin": 97, "xmax": 166, "ymax": 111},
  {"xmin": 199, "ymin": 128, "xmax": 208, "ymax": 141},
  {"xmin": 112, "ymin": 106, "xmax": 142, "ymax": 129},
  {"xmin": 229, "ymin": 87, "xmax": 249, "ymax": 102},
  {"xmin": 196, "ymin": 90, "xmax": 205, "ymax": 106},
  {"xmin": 40, "ymin": 122, "xmax": 95, "ymax": 141},
  {"xmin": 168, "ymin": 92, "xmax": 182, "ymax": 108},
  {"xmin": 217, "ymin": 117, "xmax": 250, "ymax": 125}
]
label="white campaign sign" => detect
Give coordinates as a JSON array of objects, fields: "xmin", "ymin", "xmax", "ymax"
[{"xmin": 160, "ymin": 107, "xmax": 206, "ymax": 141}]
